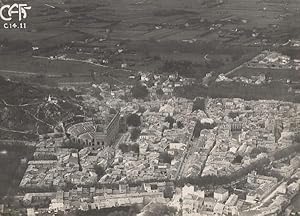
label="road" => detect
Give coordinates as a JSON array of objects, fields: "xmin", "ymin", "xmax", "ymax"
[
  {"xmin": 175, "ymin": 109, "xmax": 214, "ymax": 180},
  {"xmin": 0, "ymin": 69, "xmax": 38, "ymax": 76},
  {"xmin": 249, "ymin": 180, "xmax": 286, "ymax": 211},
  {"xmin": 224, "ymin": 63, "xmax": 245, "ymax": 77},
  {"xmin": 33, "ymin": 55, "xmax": 133, "ymax": 73}
]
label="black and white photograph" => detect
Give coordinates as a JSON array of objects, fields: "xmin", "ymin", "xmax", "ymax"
[{"xmin": 0, "ymin": 0, "xmax": 299, "ymax": 215}]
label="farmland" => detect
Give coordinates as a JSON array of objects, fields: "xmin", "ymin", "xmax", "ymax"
[
  {"xmin": 228, "ymin": 66, "xmax": 300, "ymax": 82},
  {"xmin": 0, "ymin": 0, "xmax": 299, "ymax": 84}
]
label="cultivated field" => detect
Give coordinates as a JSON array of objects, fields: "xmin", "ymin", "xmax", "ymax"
[{"xmin": 0, "ymin": 0, "xmax": 299, "ymax": 83}]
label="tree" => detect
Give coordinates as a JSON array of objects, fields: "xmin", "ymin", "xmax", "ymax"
[
  {"xmin": 90, "ymin": 70, "xmax": 96, "ymax": 81},
  {"xmin": 192, "ymin": 120, "xmax": 215, "ymax": 139},
  {"xmin": 131, "ymin": 82, "xmax": 149, "ymax": 99},
  {"xmin": 232, "ymin": 155, "xmax": 243, "ymax": 164},
  {"xmin": 94, "ymin": 165, "xmax": 106, "ymax": 179},
  {"xmin": 144, "ymin": 203, "xmax": 176, "ymax": 216},
  {"xmin": 138, "ymin": 106, "xmax": 146, "ymax": 114},
  {"xmin": 130, "ymin": 128, "xmax": 141, "ymax": 141},
  {"xmin": 176, "ymin": 121, "xmax": 184, "ymax": 129},
  {"xmin": 192, "ymin": 97, "xmax": 205, "ymax": 112},
  {"xmin": 127, "ymin": 113, "xmax": 141, "ymax": 127},
  {"xmin": 119, "ymin": 143, "xmax": 129, "ymax": 153},
  {"xmin": 228, "ymin": 111, "xmax": 240, "ymax": 119},
  {"xmin": 165, "ymin": 116, "xmax": 175, "ymax": 129},
  {"xmin": 250, "ymin": 147, "xmax": 268, "ymax": 158},
  {"xmin": 131, "ymin": 143, "xmax": 140, "ymax": 154},
  {"xmin": 108, "ymin": 211, "xmax": 130, "ymax": 216},
  {"xmin": 159, "ymin": 152, "xmax": 173, "ymax": 164},
  {"xmin": 192, "ymin": 121, "xmax": 202, "ymax": 138},
  {"xmin": 163, "ymin": 185, "xmax": 174, "ymax": 199},
  {"xmin": 109, "ymin": 108, "xmax": 117, "ymax": 114},
  {"xmin": 294, "ymin": 133, "xmax": 300, "ymax": 143},
  {"xmin": 160, "ymin": 60, "xmax": 195, "ymax": 77},
  {"xmin": 156, "ymin": 88, "xmax": 164, "ymax": 96}
]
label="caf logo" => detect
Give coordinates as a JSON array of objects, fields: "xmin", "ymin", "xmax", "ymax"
[{"xmin": 0, "ymin": 3, "xmax": 31, "ymax": 22}]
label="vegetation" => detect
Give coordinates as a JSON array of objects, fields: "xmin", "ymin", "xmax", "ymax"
[
  {"xmin": 127, "ymin": 114, "xmax": 141, "ymax": 127},
  {"xmin": 76, "ymin": 205, "xmax": 139, "ymax": 216},
  {"xmin": 159, "ymin": 152, "xmax": 173, "ymax": 164},
  {"xmin": 156, "ymin": 88, "xmax": 164, "ymax": 96},
  {"xmin": 176, "ymin": 121, "xmax": 184, "ymax": 129},
  {"xmin": 232, "ymin": 155, "xmax": 243, "ymax": 164},
  {"xmin": 192, "ymin": 120, "xmax": 216, "ymax": 138},
  {"xmin": 273, "ymin": 142, "xmax": 300, "ymax": 160},
  {"xmin": 165, "ymin": 116, "xmax": 176, "ymax": 129},
  {"xmin": 228, "ymin": 111, "xmax": 240, "ymax": 119},
  {"xmin": 294, "ymin": 132, "xmax": 300, "ymax": 143},
  {"xmin": 0, "ymin": 142, "xmax": 35, "ymax": 199},
  {"xmin": 177, "ymin": 157, "xmax": 270, "ymax": 187},
  {"xmin": 131, "ymin": 82, "xmax": 149, "ymax": 99},
  {"xmin": 0, "ymin": 76, "xmax": 85, "ymax": 140},
  {"xmin": 119, "ymin": 143, "xmax": 139, "ymax": 154},
  {"xmin": 163, "ymin": 185, "xmax": 174, "ymax": 199},
  {"xmin": 130, "ymin": 128, "xmax": 141, "ymax": 141},
  {"xmin": 137, "ymin": 106, "xmax": 147, "ymax": 114},
  {"xmin": 143, "ymin": 203, "xmax": 176, "ymax": 216},
  {"xmin": 192, "ymin": 97, "xmax": 205, "ymax": 112},
  {"xmin": 174, "ymin": 82, "xmax": 300, "ymax": 103},
  {"xmin": 250, "ymin": 147, "xmax": 268, "ymax": 158},
  {"xmin": 160, "ymin": 60, "xmax": 195, "ymax": 77},
  {"xmin": 94, "ymin": 165, "xmax": 106, "ymax": 179},
  {"xmin": 34, "ymin": 154, "xmax": 57, "ymax": 160}
]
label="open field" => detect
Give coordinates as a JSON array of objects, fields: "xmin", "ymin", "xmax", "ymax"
[
  {"xmin": 227, "ymin": 66, "xmax": 300, "ymax": 82},
  {"xmin": 0, "ymin": 54, "xmax": 133, "ymax": 86},
  {"xmin": 0, "ymin": 0, "xmax": 299, "ymax": 83}
]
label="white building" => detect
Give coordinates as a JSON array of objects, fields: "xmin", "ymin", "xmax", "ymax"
[{"xmin": 214, "ymin": 188, "xmax": 229, "ymax": 203}]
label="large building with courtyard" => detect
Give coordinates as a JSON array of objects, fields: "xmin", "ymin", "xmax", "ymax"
[{"xmin": 66, "ymin": 111, "xmax": 120, "ymax": 149}]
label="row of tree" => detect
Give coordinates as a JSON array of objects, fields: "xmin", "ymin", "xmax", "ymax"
[
  {"xmin": 174, "ymin": 82, "xmax": 299, "ymax": 103},
  {"xmin": 176, "ymin": 157, "xmax": 270, "ymax": 187}
]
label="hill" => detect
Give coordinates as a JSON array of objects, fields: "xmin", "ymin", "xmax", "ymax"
[{"xmin": 0, "ymin": 76, "xmax": 84, "ymax": 140}]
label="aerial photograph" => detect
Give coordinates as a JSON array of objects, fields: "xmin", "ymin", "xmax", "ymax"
[{"xmin": 0, "ymin": 0, "xmax": 299, "ymax": 215}]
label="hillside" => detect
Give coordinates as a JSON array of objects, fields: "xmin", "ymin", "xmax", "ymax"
[{"xmin": 0, "ymin": 76, "xmax": 84, "ymax": 140}]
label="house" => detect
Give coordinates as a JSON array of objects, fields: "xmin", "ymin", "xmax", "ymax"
[
  {"xmin": 182, "ymin": 185, "xmax": 195, "ymax": 198},
  {"xmin": 143, "ymin": 182, "xmax": 161, "ymax": 193},
  {"xmin": 49, "ymin": 201, "xmax": 65, "ymax": 212},
  {"xmin": 203, "ymin": 197, "xmax": 216, "ymax": 211},
  {"xmin": 169, "ymin": 143, "xmax": 186, "ymax": 151},
  {"xmin": 0, "ymin": 204, "xmax": 4, "ymax": 214},
  {"xmin": 213, "ymin": 203, "xmax": 225, "ymax": 215},
  {"xmin": 214, "ymin": 188, "xmax": 229, "ymax": 203},
  {"xmin": 290, "ymin": 155, "xmax": 300, "ymax": 168},
  {"xmin": 27, "ymin": 208, "xmax": 36, "ymax": 216},
  {"xmin": 246, "ymin": 191, "xmax": 258, "ymax": 204},
  {"xmin": 225, "ymin": 194, "xmax": 238, "ymax": 206},
  {"xmin": 159, "ymin": 104, "xmax": 175, "ymax": 116}
]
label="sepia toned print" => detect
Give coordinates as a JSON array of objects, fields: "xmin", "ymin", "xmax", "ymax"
[{"xmin": 0, "ymin": 0, "xmax": 299, "ymax": 215}]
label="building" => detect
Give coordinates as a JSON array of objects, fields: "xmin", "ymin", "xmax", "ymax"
[
  {"xmin": 182, "ymin": 184, "xmax": 205, "ymax": 198},
  {"xmin": 203, "ymin": 197, "xmax": 216, "ymax": 211},
  {"xmin": 0, "ymin": 204, "xmax": 4, "ymax": 214},
  {"xmin": 27, "ymin": 208, "xmax": 36, "ymax": 216},
  {"xmin": 94, "ymin": 111, "xmax": 120, "ymax": 147},
  {"xmin": 214, "ymin": 203, "xmax": 225, "ymax": 215},
  {"xmin": 67, "ymin": 111, "xmax": 120, "ymax": 149},
  {"xmin": 231, "ymin": 122, "xmax": 243, "ymax": 132},
  {"xmin": 214, "ymin": 188, "xmax": 229, "ymax": 203}
]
